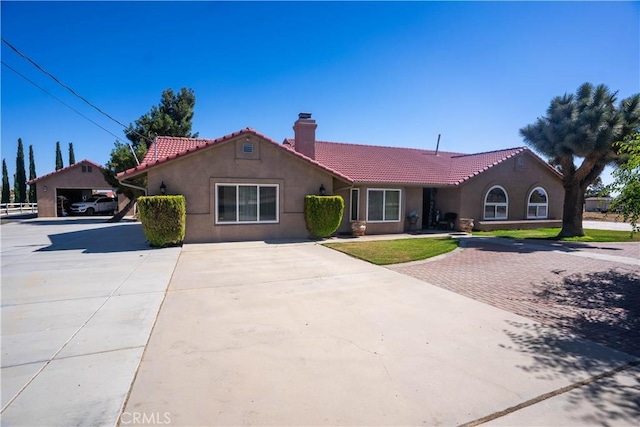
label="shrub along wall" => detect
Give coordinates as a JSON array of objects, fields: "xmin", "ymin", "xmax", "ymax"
[
  {"xmin": 304, "ymin": 195, "xmax": 344, "ymax": 238},
  {"xmin": 137, "ymin": 195, "xmax": 186, "ymax": 247}
]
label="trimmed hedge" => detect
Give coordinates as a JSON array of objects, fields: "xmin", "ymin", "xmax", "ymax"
[
  {"xmin": 304, "ymin": 195, "xmax": 344, "ymax": 238},
  {"xmin": 137, "ymin": 195, "xmax": 186, "ymax": 247}
]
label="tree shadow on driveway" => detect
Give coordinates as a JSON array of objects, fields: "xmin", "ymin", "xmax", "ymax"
[
  {"xmin": 500, "ymin": 320, "xmax": 640, "ymax": 426},
  {"xmin": 36, "ymin": 222, "xmax": 150, "ymax": 253},
  {"xmin": 533, "ymin": 269, "xmax": 640, "ymax": 358},
  {"xmin": 499, "ymin": 269, "xmax": 640, "ymax": 426}
]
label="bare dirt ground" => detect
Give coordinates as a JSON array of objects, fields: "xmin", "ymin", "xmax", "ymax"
[{"xmin": 583, "ymin": 211, "xmax": 625, "ymax": 222}]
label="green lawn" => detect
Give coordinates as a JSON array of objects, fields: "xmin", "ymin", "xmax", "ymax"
[
  {"xmin": 324, "ymin": 237, "xmax": 459, "ymax": 265},
  {"xmin": 472, "ymin": 228, "xmax": 639, "ymax": 242}
]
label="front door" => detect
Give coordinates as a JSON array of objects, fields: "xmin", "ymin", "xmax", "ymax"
[{"xmin": 422, "ymin": 188, "xmax": 435, "ymax": 229}]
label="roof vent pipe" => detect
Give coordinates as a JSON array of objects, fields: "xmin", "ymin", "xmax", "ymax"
[{"xmin": 435, "ymin": 134, "xmax": 441, "ymax": 156}]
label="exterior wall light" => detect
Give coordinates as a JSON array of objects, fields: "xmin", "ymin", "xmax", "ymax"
[
  {"xmin": 160, "ymin": 181, "xmax": 167, "ymax": 195},
  {"xmin": 319, "ymin": 184, "xmax": 326, "ymax": 196}
]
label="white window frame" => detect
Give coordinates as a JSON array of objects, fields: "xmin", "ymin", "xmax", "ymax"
[
  {"xmin": 527, "ymin": 187, "xmax": 548, "ymax": 219},
  {"xmin": 483, "ymin": 185, "xmax": 508, "ymax": 220},
  {"xmin": 215, "ymin": 183, "xmax": 279, "ymax": 224},
  {"xmin": 366, "ymin": 188, "xmax": 402, "ymax": 223},
  {"xmin": 350, "ymin": 188, "xmax": 360, "ymax": 222}
]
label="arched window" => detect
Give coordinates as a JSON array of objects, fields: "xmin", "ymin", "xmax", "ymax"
[
  {"xmin": 527, "ymin": 187, "xmax": 548, "ymax": 219},
  {"xmin": 484, "ymin": 186, "xmax": 508, "ymax": 220}
]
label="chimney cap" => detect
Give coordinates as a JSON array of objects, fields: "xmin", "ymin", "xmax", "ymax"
[{"xmin": 298, "ymin": 112, "xmax": 312, "ymax": 119}]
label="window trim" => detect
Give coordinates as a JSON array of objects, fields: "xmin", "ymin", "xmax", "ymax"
[
  {"xmin": 483, "ymin": 185, "xmax": 508, "ymax": 220},
  {"xmin": 350, "ymin": 188, "xmax": 360, "ymax": 222},
  {"xmin": 527, "ymin": 187, "xmax": 548, "ymax": 219},
  {"xmin": 215, "ymin": 183, "xmax": 279, "ymax": 224},
  {"xmin": 366, "ymin": 188, "xmax": 402, "ymax": 223}
]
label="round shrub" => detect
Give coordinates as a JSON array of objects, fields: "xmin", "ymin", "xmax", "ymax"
[
  {"xmin": 137, "ymin": 195, "xmax": 186, "ymax": 247},
  {"xmin": 304, "ymin": 195, "xmax": 344, "ymax": 238}
]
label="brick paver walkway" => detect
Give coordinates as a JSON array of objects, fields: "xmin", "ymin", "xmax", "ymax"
[{"xmin": 388, "ymin": 237, "xmax": 640, "ymax": 357}]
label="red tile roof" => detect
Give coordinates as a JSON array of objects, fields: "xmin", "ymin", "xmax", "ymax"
[
  {"xmin": 27, "ymin": 159, "xmax": 105, "ymax": 184},
  {"xmin": 118, "ymin": 128, "xmax": 353, "ymax": 183},
  {"xmin": 119, "ymin": 129, "xmax": 558, "ymax": 187},
  {"xmin": 285, "ymin": 139, "xmax": 544, "ymax": 185}
]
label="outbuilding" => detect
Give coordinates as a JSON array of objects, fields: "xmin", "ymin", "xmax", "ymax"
[{"xmin": 27, "ymin": 159, "xmax": 117, "ymax": 217}]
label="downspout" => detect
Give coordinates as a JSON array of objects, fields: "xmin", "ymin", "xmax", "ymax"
[
  {"xmin": 118, "ymin": 179, "xmax": 147, "ymax": 217},
  {"xmin": 118, "ymin": 179, "xmax": 147, "ymax": 196},
  {"xmin": 334, "ymin": 183, "xmax": 354, "ymax": 193}
]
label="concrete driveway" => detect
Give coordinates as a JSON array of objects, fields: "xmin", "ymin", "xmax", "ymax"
[
  {"xmin": 124, "ymin": 240, "xmax": 639, "ymax": 426},
  {"xmin": 1, "ymin": 217, "xmax": 180, "ymax": 426}
]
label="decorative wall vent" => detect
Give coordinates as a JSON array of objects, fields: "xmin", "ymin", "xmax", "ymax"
[{"xmin": 242, "ymin": 143, "xmax": 254, "ymax": 154}]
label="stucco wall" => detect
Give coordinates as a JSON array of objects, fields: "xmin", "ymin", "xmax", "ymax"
[
  {"xmin": 145, "ymin": 135, "xmax": 347, "ymax": 243},
  {"xmin": 457, "ymin": 151, "xmax": 563, "ymax": 223},
  {"xmin": 336, "ymin": 185, "xmax": 410, "ymax": 235},
  {"xmin": 33, "ymin": 161, "xmax": 115, "ymax": 217},
  {"xmin": 336, "ymin": 152, "xmax": 563, "ymax": 236}
]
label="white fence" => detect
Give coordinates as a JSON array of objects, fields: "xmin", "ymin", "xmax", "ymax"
[{"xmin": 1, "ymin": 203, "xmax": 38, "ymax": 215}]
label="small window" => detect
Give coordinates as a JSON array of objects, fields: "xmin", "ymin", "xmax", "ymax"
[
  {"xmin": 484, "ymin": 186, "xmax": 508, "ymax": 220},
  {"xmin": 242, "ymin": 143, "xmax": 254, "ymax": 154},
  {"xmin": 527, "ymin": 187, "xmax": 548, "ymax": 219},
  {"xmin": 367, "ymin": 189, "xmax": 401, "ymax": 222},
  {"xmin": 350, "ymin": 188, "xmax": 359, "ymax": 221},
  {"xmin": 216, "ymin": 184, "xmax": 278, "ymax": 224},
  {"xmin": 87, "ymin": 166, "xmax": 92, "ymax": 173},
  {"xmin": 81, "ymin": 165, "xmax": 86, "ymax": 172}
]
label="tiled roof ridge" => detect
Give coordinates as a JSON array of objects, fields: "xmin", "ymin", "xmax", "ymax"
[
  {"xmin": 323, "ymin": 140, "xmax": 468, "ymax": 155},
  {"xmin": 155, "ymin": 127, "xmax": 260, "ymax": 145},
  {"xmin": 27, "ymin": 159, "xmax": 105, "ymax": 184},
  {"xmin": 450, "ymin": 146, "xmax": 526, "ymax": 158}
]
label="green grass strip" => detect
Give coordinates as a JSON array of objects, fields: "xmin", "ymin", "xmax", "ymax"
[
  {"xmin": 471, "ymin": 228, "xmax": 639, "ymax": 242},
  {"xmin": 324, "ymin": 237, "xmax": 458, "ymax": 265}
]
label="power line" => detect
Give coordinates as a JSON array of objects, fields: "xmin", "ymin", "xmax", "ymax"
[
  {"xmin": 1, "ymin": 37, "xmax": 153, "ymax": 146},
  {"xmin": 2, "ymin": 61, "xmax": 123, "ymax": 141}
]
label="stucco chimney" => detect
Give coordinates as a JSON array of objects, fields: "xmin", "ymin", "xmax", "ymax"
[{"xmin": 293, "ymin": 112, "xmax": 317, "ymax": 159}]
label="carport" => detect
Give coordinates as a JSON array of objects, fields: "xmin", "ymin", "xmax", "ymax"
[{"xmin": 27, "ymin": 160, "xmax": 116, "ymax": 217}]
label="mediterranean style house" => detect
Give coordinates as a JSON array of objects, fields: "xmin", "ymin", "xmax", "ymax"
[{"xmin": 118, "ymin": 113, "xmax": 563, "ymax": 243}]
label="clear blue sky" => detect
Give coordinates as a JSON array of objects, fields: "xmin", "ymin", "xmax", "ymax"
[{"xmin": 2, "ymin": 1, "xmax": 638, "ymax": 186}]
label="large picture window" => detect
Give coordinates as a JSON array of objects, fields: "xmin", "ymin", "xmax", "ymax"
[
  {"xmin": 367, "ymin": 189, "xmax": 401, "ymax": 222},
  {"xmin": 527, "ymin": 187, "xmax": 548, "ymax": 219},
  {"xmin": 484, "ymin": 186, "xmax": 508, "ymax": 220},
  {"xmin": 216, "ymin": 184, "xmax": 278, "ymax": 224}
]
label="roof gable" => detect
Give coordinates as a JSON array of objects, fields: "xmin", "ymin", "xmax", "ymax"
[
  {"xmin": 27, "ymin": 159, "xmax": 105, "ymax": 184},
  {"xmin": 117, "ymin": 128, "xmax": 353, "ymax": 183}
]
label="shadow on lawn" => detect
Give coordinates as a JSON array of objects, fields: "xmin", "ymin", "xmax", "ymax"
[
  {"xmin": 464, "ymin": 237, "xmax": 629, "ymax": 254},
  {"xmin": 500, "ymin": 269, "xmax": 640, "ymax": 425}
]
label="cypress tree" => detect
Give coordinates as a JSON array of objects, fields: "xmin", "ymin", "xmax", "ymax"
[
  {"xmin": 15, "ymin": 138, "xmax": 27, "ymax": 204},
  {"xmin": 29, "ymin": 145, "xmax": 37, "ymax": 203},
  {"xmin": 13, "ymin": 174, "xmax": 18, "ymax": 203},
  {"xmin": 55, "ymin": 141, "xmax": 63, "ymax": 170},
  {"xmin": 68, "ymin": 142, "xmax": 75, "ymax": 165},
  {"xmin": 1, "ymin": 159, "xmax": 10, "ymax": 204}
]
